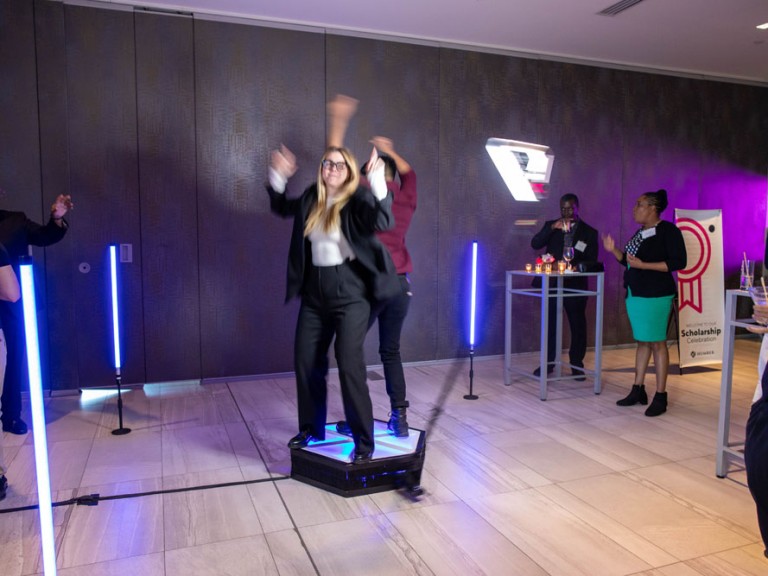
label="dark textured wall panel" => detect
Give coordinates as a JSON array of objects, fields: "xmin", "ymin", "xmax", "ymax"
[
  {"xmin": 35, "ymin": 0, "xmax": 79, "ymax": 391},
  {"xmin": 699, "ymin": 81, "xmax": 768, "ymax": 283},
  {"xmin": 194, "ymin": 20, "xmax": 325, "ymax": 378},
  {"xmin": 64, "ymin": 5, "xmax": 145, "ymax": 388},
  {"xmin": 438, "ymin": 48, "xmax": 540, "ymax": 359},
  {"xmin": 135, "ymin": 12, "xmax": 201, "ymax": 382},
  {"xmin": 325, "ymin": 35, "xmax": 441, "ymax": 366},
  {"xmin": 536, "ymin": 61, "xmax": 626, "ymax": 349}
]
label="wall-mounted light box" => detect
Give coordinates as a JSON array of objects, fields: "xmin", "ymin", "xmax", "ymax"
[{"xmin": 486, "ymin": 138, "xmax": 555, "ymax": 202}]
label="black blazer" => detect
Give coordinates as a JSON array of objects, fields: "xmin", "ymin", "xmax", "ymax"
[
  {"xmin": 530, "ymin": 218, "xmax": 599, "ymax": 289},
  {"xmin": 268, "ymin": 183, "xmax": 400, "ymax": 303},
  {"xmin": 620, "ymin": 220, "xmax": 687, "ymax": 298},
  {"xmin": 0, "ymin": 210, "xmax": 68, "ymax": 268}
]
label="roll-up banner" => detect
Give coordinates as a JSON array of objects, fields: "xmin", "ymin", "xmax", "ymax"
[{"xmin": 675, "ymin": 209, "xmax": 724, "ymax": 368}]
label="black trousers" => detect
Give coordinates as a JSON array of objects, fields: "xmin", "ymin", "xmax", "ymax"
[
  {"xmin": 546, "ymin": 294, "xmax": 588, "ymax": 366},
  {"xmin": 295, "ymin": 261, "xmax": 374, "ymax": 453},
  {"xmin": 745, "ymin": 369, "xmax": 768, "ymax": 553},
  {"xmin": 0, "ymin": 300, "xmax": 25, "ymax": 424},
  {"xmin": 368, "ymin": 274, "xmax": 411, "ymax": 410}
]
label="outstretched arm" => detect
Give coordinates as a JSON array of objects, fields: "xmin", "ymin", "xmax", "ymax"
[
  {"xmin": 327, "ymin": 94, "xmax": 358, "ymax": 148},
  {"xmin": 370, "ymin": 136, "xmax": 411, "ymax": 175}
]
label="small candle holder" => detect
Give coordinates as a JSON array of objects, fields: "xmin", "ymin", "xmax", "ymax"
[
  {"xmin": 525, "ymin": 263, "xmax": 533, "ymax": 273},
  {"xmin": 544, "ymin": 262, "xmax": 552, "ymax": 274},
  {"xmin": 557, "ymin": 260, "xmax": 566, "ymax": 274},
  {"xmin": 534, "ymin": 263, "xmax": 542, "ymax": 274}
]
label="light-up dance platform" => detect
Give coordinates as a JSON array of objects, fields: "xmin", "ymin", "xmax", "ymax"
[{"xmin": 290, "ymin": 420, "xmax": 425, "ymax": 497}]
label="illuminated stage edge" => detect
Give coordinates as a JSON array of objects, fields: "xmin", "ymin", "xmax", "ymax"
[{"xmin": 290, "ymin": 420, "xmax": 426, "ymax": 497}]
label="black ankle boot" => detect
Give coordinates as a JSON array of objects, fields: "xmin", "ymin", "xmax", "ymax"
[
  {"xmin": 616, "ymin": 384, "xmax": 648, "ymax": 406},
  {"xmin": 645, "ymin": 392, "xmax": 667, "ymax": 417},
  {"xmin": 388, "ymin": 408, "xmax": 409, "ymax": 438}
]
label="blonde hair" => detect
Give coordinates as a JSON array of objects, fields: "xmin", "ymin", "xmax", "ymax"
[{"xmin": 304, "ymin": 147, "xmax": 360, "ymax": 236}]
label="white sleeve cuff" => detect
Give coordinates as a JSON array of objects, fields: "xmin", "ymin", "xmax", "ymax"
[
  {"xmin": 269, "ymin": 167, "xmax": 287, "ymax": 193},
  {"xmin": 369, "ymin": 164, "xmax": 387, "ymax": 200}
]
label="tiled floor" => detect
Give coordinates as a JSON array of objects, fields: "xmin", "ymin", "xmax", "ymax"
[{"xmin": 0, "ymin": 341, "xmax": 766, "ymax": 575}]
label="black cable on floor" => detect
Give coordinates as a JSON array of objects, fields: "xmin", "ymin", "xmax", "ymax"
[{"xmin": 0, "ymin": 475, "xmax": 291, "ymax": 514}]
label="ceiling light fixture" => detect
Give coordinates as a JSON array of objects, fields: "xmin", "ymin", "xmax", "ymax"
[{"xmin": 757, "ymin": 23, "xmax": 768, "ymax": 30}]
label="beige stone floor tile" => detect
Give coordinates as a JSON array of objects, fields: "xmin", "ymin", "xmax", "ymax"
[
  {"xmin": 80, "ymin": 430, "xmax": 161, "ymax": 486},
  {"xmin": 467, "ymin": 488, "xmax": 652, "ymax": 576},
  {"xmin": 457, "ymin": 434, "xmax": 553, "ymax": 488},
  {"xmin": 388, "ymin": 500, "xmax": 548, "ymax": 575},
  {"xmin": 163, "ymin": 467, "xmax": 263, "ymax": 550},
  {"xmin": 246, "ymin": 479, "xmax": 296, "ymax": 533},
  {"xmin": 476, "ymin": 426, "xmax": 615, "ymax": 483},
  {"xmin": 164, "ymin": 534, "xmax": 280, "ymax": 575},
  {"xmin": 222, "ymin": 421, "xmax": 271, "ymax": 480},
  {"xmin": 227, "ymin": 378, "xmax": 298, "ymax": 422},
  {"xmin": 589, "ymin": 413, "xmax": 714, "ymax": 461},
  {"xmin": 422, "ymin": 437, "xmax": 531, "ymax": 498},
  {"xmin": 159, "ymin": 384, "xmax": 224, "ymax": 430},
  {"xmin": 161, "ymin": 423, "xmax": 240, "ymax": 478},
  {"xmin": 57, "ymin": 478, "xmax": 163, "ymax": 568},
  {"xmin": 43, "ymin": 396, "xmax": 102, "ymax": 442},
  {"xmin": 5, "ymin": 438, "xmax": 92, "ymax": 494},
  {"xmin": 630, "ymin": 562, "xmax": 708, "ymax": 575},
  {"xmin": 558, "ymin": 473, "xmax": 751, "ymax": 560},
  {"xmin": 277, "ymin": 479, "xmax": 381, "ymax": 528},
  {"xmin": 264, "ymin": 529, "xmax": 320, "ymax": 575},
  {"xmin": 629, "ymin": 462, "xmax": 760, "ymax": 541},
  {"xmin": 54, "ymin": 552, "xmax": 165, "ymax": 575},
  {"xmin": 300, "ymin": 514, "xmax": 430, "ymax": 575},
  {"xmin": 685, "ymin": 544, "xmax": 768, "ymax": 575},
  {"xmin": 0, "ymin": 488, "xmax": 75, "ymax": 576},
  {"xmin": 538, "ymin": 419, "xmax": 670, "ymax": 471},
  {"xmin": 536, "ymin": 483, "xmax": 678, "ymax": 567}
]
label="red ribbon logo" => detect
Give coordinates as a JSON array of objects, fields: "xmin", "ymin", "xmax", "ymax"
[{"xmin": 676, "ymin": 218, "xmax": 711, "ymax": 313}]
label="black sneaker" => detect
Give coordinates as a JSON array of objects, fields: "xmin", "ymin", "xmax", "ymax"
[
  {"xmin": 0, "ymin": 475, "xmax": 7, "ymax": 501},
  {"xmin": 532, "ymin": 364, "xmax": 554, "ymax": 377},
  {"xmin": 335, "ymin": 420, "xmax": 352, "ymax": 436}
]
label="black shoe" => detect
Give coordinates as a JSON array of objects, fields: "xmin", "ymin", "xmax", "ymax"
[
  {"xmin": 335, "ymin": 420, "xmax": 352, "ymax": 436},
  {"xmin": 533, "ymin": 364, "xmax": 554, "ymax": 377},
  {"xmin": 0, "ymin": 475, "xmax": 7, "ymax": 501},
  {"xmin": 616, "ymin": 385, "xmax": 648, "ymax": 407},
  {"xmin": 352, "ymin": 449, "xmax": 373, "ymax": 464},
  {"xmin": 645, "ymin": 392, "xmax": 668, "ymax": 417},
  {"xmin": 572, "ymin": 366, "xmax": 586, "ymax": 381},
  {"xmin": 1, "ymin": 418, "xmax": 28, "ymax": 435},
  {"xmin": 287, "ymin": 429, "xmax": 324, "ymax": 449},
  {"xmin": 388, "ymin": 408, "xmax": 409, "ymax": 438}
]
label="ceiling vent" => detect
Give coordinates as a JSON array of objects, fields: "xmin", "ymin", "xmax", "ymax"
[{"xmin": 598, "ymin": 0, "xmax": 646, "ymax": 16}]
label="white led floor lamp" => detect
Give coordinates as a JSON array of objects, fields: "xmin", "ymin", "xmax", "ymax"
[
  {"xmin": 109, "ymin": 244, "xmax": 131, "ymax": 436},
  {"xmin": 19, "ymin": 257, "xmax": 57, "ymax": 575}
]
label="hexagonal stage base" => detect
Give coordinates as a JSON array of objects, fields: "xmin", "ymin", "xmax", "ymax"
[{"xmin": 290, "ymin": 420, "xmax": 426, "ymax": 497}]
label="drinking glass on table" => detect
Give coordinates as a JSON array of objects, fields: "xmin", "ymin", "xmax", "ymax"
[
  {"xmin": 749, "ymin": 286, "xmax": 768, "ymax": 325},
  {"xmin": 563, "ymin": 246, "xmax": 575, "ymax": 271}
]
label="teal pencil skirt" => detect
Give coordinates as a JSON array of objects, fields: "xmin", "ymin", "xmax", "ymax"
[{"xmin": 625, "ymin": 288, "xmax": 674, "ymax": 342}]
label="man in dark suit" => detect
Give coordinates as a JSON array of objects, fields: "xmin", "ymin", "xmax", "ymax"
[
  {"xmin": 0, "ymin": 194, "xmax": 72, "ymax": 434},
  {"xmin": 530, "ymin": 193, "xmax": 598, "ymax": 380}
]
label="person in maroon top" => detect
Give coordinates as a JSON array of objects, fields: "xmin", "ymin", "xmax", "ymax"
[
  {"xmin": 327, "ymin": 96, "xmax": 418, "ymax": 437},
  {"xmin": 362, "ymin": 137, "xmax": 417, "ymax": 437}
]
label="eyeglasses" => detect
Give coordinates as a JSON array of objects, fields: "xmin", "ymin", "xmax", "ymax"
[{"xmin": 321, "ymin": 160, "xmax": 347, "ymax": 172}]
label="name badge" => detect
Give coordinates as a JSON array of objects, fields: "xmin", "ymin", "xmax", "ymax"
[
  {"xmin": 641, "ymin": 227, "xmax": 657, "ymax": 239},
  {"xmin": 574, "ymin": 240, "xmax": 587, "ymax": 252}
]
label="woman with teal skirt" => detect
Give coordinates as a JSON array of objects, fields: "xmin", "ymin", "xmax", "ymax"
[{"xmin": 602, "ymin": 189, "xmax": 687, "ymax": 416}]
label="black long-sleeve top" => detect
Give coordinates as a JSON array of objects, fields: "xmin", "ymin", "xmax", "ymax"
[{"xmin": 619, "ymin": 220, "xmax": 687, "ymax": 298}]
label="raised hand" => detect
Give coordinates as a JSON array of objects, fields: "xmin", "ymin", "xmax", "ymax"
[
  {"xmin": 51, "ymin": 194, "xmax": 74, "ymax": 219},
  {"xmin": 270, "ymin": 145, "xmax": 297, "ymax": 180}
]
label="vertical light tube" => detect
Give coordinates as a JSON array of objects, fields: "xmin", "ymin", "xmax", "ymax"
[
  {"xmin": 109, "ymin": 245, "xmax": 121, "ymax": 372},
  {"xmin": 470, "ymin": 241, "xmax": 478, "ymax": 348},
  {"xmin": 19, "ymin": 260, "xmax": 57, "ymax": 576}
]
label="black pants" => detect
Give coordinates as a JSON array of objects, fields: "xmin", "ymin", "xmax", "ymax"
[
  {"xmin": 369, "ymin": 274, "xmax": 411, "ymax": 410},
  {"xmin": 295, "ymin": 261, "xmax": 374, "ymax": 453},
  {"xmin": 745, "ymin": 385, "xmax": 768, "ymax": 553},
  {"xmin": 0, "ymin": 300, "xmax": 25, "ymax": 425},
  {"xmin": 546, "ymin": 294, "xmax": 588, "ymax": 366}
]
